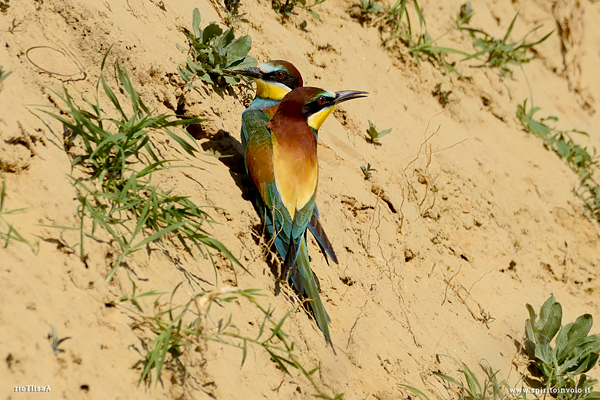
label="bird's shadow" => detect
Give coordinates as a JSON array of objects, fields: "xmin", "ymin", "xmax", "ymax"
[
  {"xmin": 187, "ymin": 125, "xmax": 251, "ymax": 199},
  {"xmin": 188, "ymin": 124, "xmax": 283, "ymax": 293}
]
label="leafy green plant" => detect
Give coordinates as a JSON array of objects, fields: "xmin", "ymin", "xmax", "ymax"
[
  {"xmin": 360, "ymin": 163, "xmax": 376, "ymax": 180},
  {"xmin": 459, "ymin": 12, "xmax": 553, "ymax": 76},
  {"xmin": 178, "ymin": 8, "xmax": 257, "ymax": 95},
  {"xmin": 517, "ymin": 100, "xmax": 600, "ymax": 222},
  {"xmin": 123, "ymin": 283, "xmax": 342, "ymax": 399},
  {"xmin": 0, "ymin": 176, "xmax": 39, "ymax": 252},
  {"xmin": 366, "ymin": 120, "xmax": 392, "ymax": 144},
  {"xmin": 517, "ymin": 101, "xmax": 595, "ymax": 173},
  {"xmin": 398, "ymin": 298, "xmax": 600, "ymax": 400},
  {"xmin": 271, "ymin": 0, "xmax": 325, "ymax": 20},
  {"xmin": 525, "ymin": 295, "xmax": 600, "ymax": 399},
  {"xmin": 44, "ymin": 53, "xmax": 243, "ymax": 282}
]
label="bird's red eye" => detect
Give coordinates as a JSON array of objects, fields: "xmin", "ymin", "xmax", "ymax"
[
  {"xmin": 317, "ymin": 96, "xmax": 326, "ymax": 105},
  {"xmin": 276, "ymin": 71, "xmax": 285, "ymax": 79}
]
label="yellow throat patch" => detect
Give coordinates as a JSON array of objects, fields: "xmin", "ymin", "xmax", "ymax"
[
  {"xmin": 307, "ymin": 105, "xmax": 336, "ymax": 131},
  {"xmin": 255, "ymin": 79, "xmax": 290, "ymax": 101}
]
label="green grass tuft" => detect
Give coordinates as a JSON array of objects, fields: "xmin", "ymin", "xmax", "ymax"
[
  {"xmin": 458, "ymin": 11, "xmax": 553, "ymax": 77},
  {"xmin": 121, "ymin": 282, "xmax": 342, "ymax": 398},
  {"xmin": 43, "ymin": 51, "xmax": 244, "ymax": 282},
  {"xmin": 350, "ymin": 1, "xmax": 551, "ymax": 78}
]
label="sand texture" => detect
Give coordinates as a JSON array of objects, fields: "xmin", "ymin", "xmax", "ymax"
[{"xmin": 1, "ymin": 0, "xmax": 600, "ymax": 398}]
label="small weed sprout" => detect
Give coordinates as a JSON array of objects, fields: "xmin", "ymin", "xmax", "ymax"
[
  {"xmin": 272, "ymin": 0, "xmax": 325, "ymax": 20},
  {"xmin": 366, "ymin": 120, "xmax": 392, "ymax": 144},
  {"xmin": 178, "ymin": 8, "xmax": 257, "ymax": 95},
  {"xmin": 361, "ymin": 163, "xmax": 376, "ymax": 180},
  {"xmin": 517, "ymin": 101, "xmax": 595, "ymax": 173},
  {"xmin": 48, "ymin": 327, "xmax": 71, "ymax": 356},
  {"xmin": 0, "ymin": 0, "xmax": 9, "ymax": 13},
  {"xmin": 360, "ymin": 0, "xmax": 383, "ymax": 14},
  {"xmin": 0, "ymin": 176, "xmax": 39, "ymax": 252},
  {"xmin": 219, "ymin": 0, "xmax": 249, "ymax": 27},
  {"xmin": 351, "ymin": 0, "xmax": 383, "ymax": 24},
  {"xmin": 455, "ymin": 1, "xmax": 473, "ymax": 28},
  {"xmin": 479, "ymin": 306, "xmax": 495, "ymax": 328},
  {"xmin": 0, "ymin": 66, "xmax": 12, "ymax": 90},
  {"xmin": 432, "ymin": 83, "xmax": 452, "ymax": 107}
]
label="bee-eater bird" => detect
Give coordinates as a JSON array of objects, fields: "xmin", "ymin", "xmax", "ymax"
[
  {"xmin": 234, "ymin": 60, "xmax": 339, "ymax": 265},
  {"xmin": 245, "ymin": 87, "xmax": 368, "ymax": 346}
]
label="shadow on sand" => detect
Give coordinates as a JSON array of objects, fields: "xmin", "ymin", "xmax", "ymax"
[{"xmin": 187, "ymin": 124, "xmax": 284, "ymax": 294}]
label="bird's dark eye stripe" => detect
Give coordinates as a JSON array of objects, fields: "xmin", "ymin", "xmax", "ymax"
[
  {"xmin": 266, "ymin": 71, "xmax": 287, "ymax": 80},
  {"xmin": 262, "ymin": 69, "xmax": 302, "ymax": 90},
  {"xmin": 314, "ymin": 96, "xmax": 333, "ymax": 107},
  {"xmin": 301, "ymin": 96, "xmax": 334, "ymax": 118}
]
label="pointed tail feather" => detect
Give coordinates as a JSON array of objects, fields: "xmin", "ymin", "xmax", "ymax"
[
  {"xmin": 296, "ymin": 237, "xmax": 334, "ymax": 350},
  {"xmin": 282, "ymin": 234, "xmax": 302, "ymax": 292},
  {"xmin": 308, "ymin": 207, "xmax": 338, "ymax": 265}
]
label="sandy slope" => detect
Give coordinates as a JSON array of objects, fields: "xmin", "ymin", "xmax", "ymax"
[{"xmin": 1, "ymin": 0, "xmax": 600, "ymax": 398}]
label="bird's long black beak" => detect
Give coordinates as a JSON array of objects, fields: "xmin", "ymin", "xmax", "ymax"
[
  {"xmin": 231, "ymin": 66, "xmax": 263, "ymax": 79},
  {"xmin": 334, "ymin": 90, "xmax": 369, "ymax": 104}
]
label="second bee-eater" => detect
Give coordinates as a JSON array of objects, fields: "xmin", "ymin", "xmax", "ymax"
[
  {"xmin": 245, "ymin": 87, "xmax": 368, "ymax": 346},
  {"xmin": 234, "ymin": 61, "xmax": 339, "ymax": 265},
  {"xmin": 235, "ymin": 60, "xmax": 303, "ymax": 148}
]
